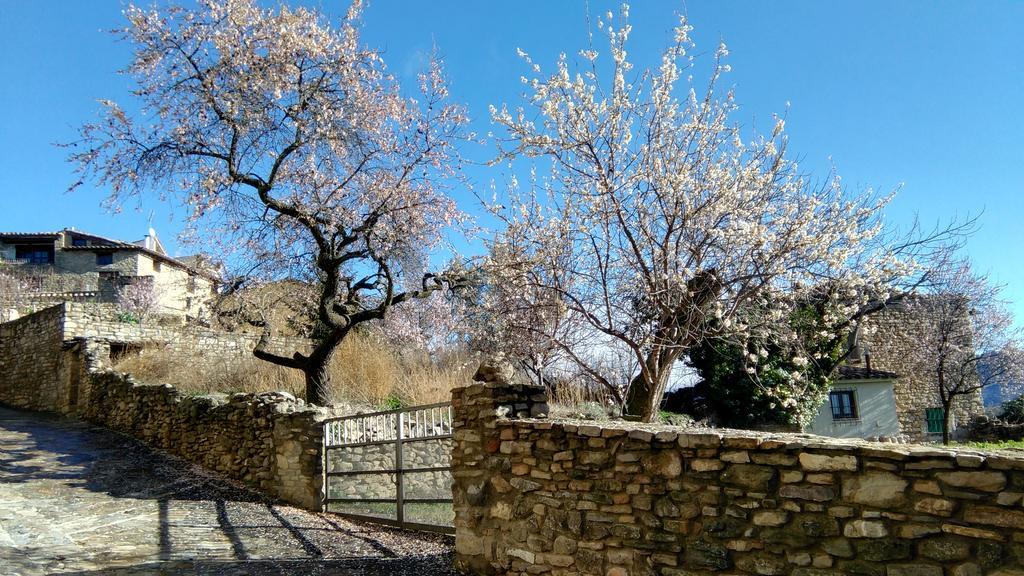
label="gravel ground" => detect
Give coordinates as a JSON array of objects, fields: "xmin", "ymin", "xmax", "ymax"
[{"xmin": 0, "ymin": 407, "xmax": 457, "ymax": 575}]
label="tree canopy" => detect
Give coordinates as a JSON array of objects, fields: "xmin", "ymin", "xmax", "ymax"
[
  {"xmin": 483, "ymin": 6, "xmax": 934, "ymax": 421},
  {"xmin": 905, "ymin": 257, "xmax": 1024, "ymax": 444},
  {"xmin": 68, "ymin": 0, "xmax": 469, "ymax": 404}
]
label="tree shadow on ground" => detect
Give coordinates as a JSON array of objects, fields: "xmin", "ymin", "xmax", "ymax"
[
  {"xmin": 53, "ymin": 554, "xmax": 458, "ymax": 576},
  {"xmin": 0, "ymin": 406, "xmax": 453, "ymax": 571},
  {"xmin": 0, "ymin": 408, "xmax": 103, "ymax": 484},
  {"xmin": 0, "ymin": 406, "xmax": 264, "ymax": 502}
]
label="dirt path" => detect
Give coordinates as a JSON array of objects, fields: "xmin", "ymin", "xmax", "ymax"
[{"xmin": 0, "ymin": 407, "xmax": 456, "ymax": 575}]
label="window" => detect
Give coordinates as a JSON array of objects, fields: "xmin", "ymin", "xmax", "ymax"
[
  {"xmin": 830, "ymin": 390, "xmax": 858, "ymax": 420},
  {"xmin": 15, "ymin": 245, "xmax": 54, "ymax": 264},
  {"xmin": 926, "ymin": 408, "xmax": 945, "ymax": 434},
  {"xmin": 72, "ymin": 238, "xmax": 88, "ymax": 247},
  {"xmin": 96, "ymin": 252, "xmax": 114, "ymax": 266},
  {"xmin": 153, "ymin": 260, "xmax": 162, "ymax": 272}
]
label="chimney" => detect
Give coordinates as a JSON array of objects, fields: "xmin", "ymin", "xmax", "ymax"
[{"xmin": 143, "ymin": 227, "xmax": 156, "ymax": 250}]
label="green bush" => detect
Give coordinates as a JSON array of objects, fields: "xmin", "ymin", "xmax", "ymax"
[
  {"xmin": 684, "ymin": 304, "xmax": 844, "ymax": 429},
  {"xmin": 658, "ymin": 411, "xmax": 695, "ymax": 427},
  {"xmin": 381, "ymin": 394, "xmax": 403, "ymax": 411},
  {"xmin": 116, "ymin": 311, "xmax": 139, "ymax": 324},
  {"xmin": 1001, "ymin": 395, "xmax": 1024, "ymax": 424}
]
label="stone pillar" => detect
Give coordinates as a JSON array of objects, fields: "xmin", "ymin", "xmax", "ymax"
[
  {"xmin": 272, "ymin": 408, "xmax": 327, "ymax": 511},
  {"xmin": 451, "ymin": 360, "xmax": 548, "ymax": 575}
]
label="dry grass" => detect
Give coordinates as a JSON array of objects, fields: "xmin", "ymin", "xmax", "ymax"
[
  {"xmin": 546, "ymin": 379, "xmax": 622, "ymax": 421},
  {"xmin": 111, "ymin": 345, "xmax": 307, "ymax": 398},
  {"xmin": 550, "ymin": 380, "xmax": 618, "ymax": 408},
  {"xmin": 112, "ymin": 332, "xmax": 477, "ymax": 408},
  {"xmin": 325, "ymin": 334, "xmax": 478, "ymax": 407}
]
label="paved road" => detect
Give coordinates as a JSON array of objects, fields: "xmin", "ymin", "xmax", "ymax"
[{"xmin": 0, "ymin": 407, "xmax": 456, "ymax": 575}]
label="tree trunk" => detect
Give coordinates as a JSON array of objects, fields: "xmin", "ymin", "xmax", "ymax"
[
  {"xmin": 941, "ymin": 399, "xmax": 952, "ymax": 446},
  {"xmin": 253, "ymin": 327, "xmax": 347, "ymax": 406},
  {"xmin": 622, "ymin": 272, "xmax": 721, "ymax": 421},
  {"xmin": 303, "ymin": 346, "xmax": 337, "ymax": 406},
  {"xmin": 623, "ymin": 355, "xmax": 674, "ymax": 422}
]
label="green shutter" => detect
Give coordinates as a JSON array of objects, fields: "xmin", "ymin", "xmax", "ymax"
[{"xmin": 926, "ymin": 408, "xmax": 944, "ymax": 433}]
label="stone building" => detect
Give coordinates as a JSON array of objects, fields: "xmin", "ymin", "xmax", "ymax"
[
  {"xmin": 0, "ymin": 227, "xmax": 218, "ymax": 322},
  {"xmin": 807, "ymin": 296, "xmax": 985, "ymax": 442}
]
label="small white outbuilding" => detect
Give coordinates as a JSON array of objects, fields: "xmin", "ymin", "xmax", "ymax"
[{"xmin": 805, "ymin": 366, "xmax": 902, "ymax": 441}]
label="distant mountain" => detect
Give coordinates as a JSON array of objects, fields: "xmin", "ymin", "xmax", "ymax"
[
  {"xmin": 977, "ymin": 354, "xmax": 1023, "ymax": 407},
  {"xmin": 982, "ymin": 383, "xmax": 1003, "ymax": 408}
]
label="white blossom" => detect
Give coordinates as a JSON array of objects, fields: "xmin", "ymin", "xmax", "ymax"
[{"xmin": 483, "ymin": 4, "xmax": 938, "ymax": 421}]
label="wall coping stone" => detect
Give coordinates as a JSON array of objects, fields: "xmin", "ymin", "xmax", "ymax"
[{"xmin": 507, "ymin": 416, "xmax": 1024, "ymax": 466}]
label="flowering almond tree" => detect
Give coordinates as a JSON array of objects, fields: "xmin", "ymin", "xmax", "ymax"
[
  {"xmin": 907, "ymin": 258, "xmax": 1024, "ymax": 444},
  {"xmin": 67, "ymin": 0, "xmax": 468, "ymax": 405},
  {"xmin": 470, "ymin": 238, "xmax": 587, "ymax": 390},
  {"xmin": 115, "ymin": 279, "xmax": 164, "ymax": 324},
  {"xmin": 376, "ymin": 255, "xmax": 469, "ymax": 356},
  {"xmin": 486, "ymin": 7, "xmax": 922, "ymax": 421}
]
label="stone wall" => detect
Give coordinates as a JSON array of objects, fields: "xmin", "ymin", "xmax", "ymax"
[
  {"xmin": 969, "ymin": 416, "xmax": 1024, "ymax": 443},
  {"xmin": 0, "ymin": 304, "xmax": 325, "ymax": 510},
  {"xmin": 80, "ymin": 370, "xmax": 329, "ymax": 509},
  {"xmin": 453, "ymin": 380, "xmax": 1024, "ymax": 576},
  {"xmin": 62, "ymin": 302, "xmax": 309, "ymax": 380},
  {"xmin": 53, "ymin": 248, "xmax": 139, "ymax": 276},
  {"xmin": 0, "ymin": 305, "xmax": 66, "ymax": 411},
  {"xmin": 0, "ymin": 303, "xmax": 309, "ymax": 414},
  {"xmin": 858, "ymin": 299, "xmax": 985, "ymax": 442}
]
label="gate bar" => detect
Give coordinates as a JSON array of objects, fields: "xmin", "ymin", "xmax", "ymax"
[
  {"xmin": 327, "ymin": 497, "xmax": 453, "ymax": 504},
  {"xmin": 326, "ymin": 465, "xmax": 451, "ymax": 477},
  {"xmin": 396, "ymin": 410, "xmax": 405, "ymax": 525}
]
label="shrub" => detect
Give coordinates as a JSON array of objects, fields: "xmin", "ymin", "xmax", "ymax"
[
  {"xmin": 381, "ymin": 394, "xmax": 404, "ymax": 410},
  {"xmin": 1001, "ymin": 395, "xmax": 1024, "ymax": 424},
  {"xmin": 684, "ymin": 304, "xmax": 845, "ymax": 429},
  {"xmin": 658, "ymin": 411, "xmax": 696, "ymax": 428}
]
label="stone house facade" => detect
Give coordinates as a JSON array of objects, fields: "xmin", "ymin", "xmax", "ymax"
[
  {"xmin": 0, "ymin": 228, "xmax": 218, "ymax": 321},
  {"xmin": 807, "ymin": 297, "xmax": 985, "ymax": 443}
]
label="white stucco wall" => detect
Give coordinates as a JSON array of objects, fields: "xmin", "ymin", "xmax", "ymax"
[
  {"xmin": 137, "ymin": 254, "xmax": 216, "ymax": 318},
  {"xmin": 806, "ymin": 380, "xmax": 901, "ymax": 440}
]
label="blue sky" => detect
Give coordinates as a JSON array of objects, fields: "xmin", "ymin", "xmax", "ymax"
[{"xmin": 1, "ymin": 1, "xmax": 1022, "ymax": 321}]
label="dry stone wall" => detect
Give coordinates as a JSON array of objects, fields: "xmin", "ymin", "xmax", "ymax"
[
  {"xmin": 0, "ymin": 304, "xmax": 456, "ymax": 514},
  {"xmin": 81, "ymin": 370, "xmax": 329, "ymax": 509},
  {"xmin": 0, "ymin": 303, "xmax": 325, "ymax": 510},
  {"xmin": 0, "ymin": 303, "xmax": 308, "ymax": 415},
  {"xmin": 453, "ymin": 380, "xmax": 1024, "ymax": 576},
  {"xmin": 0, "ymin": 305, "xmax": 67, "ymax": 411},
  {"xmin": 63, "ymin": 303, "xmax": 309, "ymax": 381}
]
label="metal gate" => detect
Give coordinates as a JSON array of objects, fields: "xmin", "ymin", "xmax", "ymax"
[{"xmin": 322, "ymin": 402, "xmax": 454, "ymax": 533}]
